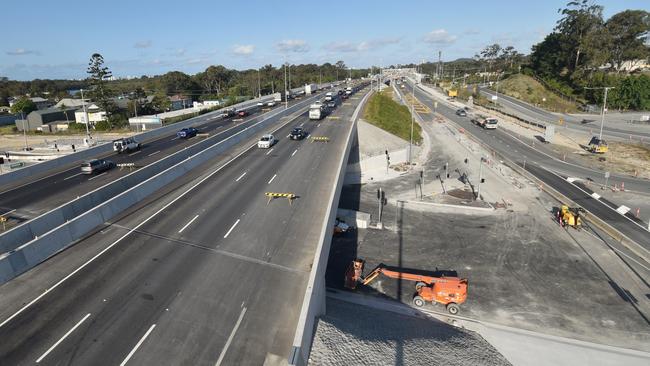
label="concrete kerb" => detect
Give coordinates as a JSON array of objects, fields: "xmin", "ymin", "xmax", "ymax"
[
  {"xmin": 0, "ymin": 92, "xmax": 324, "ymax": 285},
  {"xmin": 289, "ymin": 88, "xmax": 372, "ymax": 366},
  {"xmin": 0, "ymin": 93, "xmax": 322, "ymax": 254}
]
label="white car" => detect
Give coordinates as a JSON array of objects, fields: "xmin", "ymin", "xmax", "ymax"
[
  {"xmin": 266, "ymin": 101, "xmax": 276, "ymax": 107},
  {"xmin": 257, "ymin": 101, "xmax": 264, "ymax": 107},
  {"xmin": 257, "ymin": 134, "xmax": 276, "ymax": 149}
]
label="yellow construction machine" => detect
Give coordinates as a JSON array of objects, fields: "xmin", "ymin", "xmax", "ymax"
[
  {"xmin": 557, "ymin": 205, "xmax": 585, "ymax": 229},
  {"xmin": 587, "ymin": 136, "xmax": 608, "ymax": 154}
]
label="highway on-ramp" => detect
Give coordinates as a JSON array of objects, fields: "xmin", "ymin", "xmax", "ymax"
[
  {"xmin": 399, "ymin": 81, "xmax": 650, "ymax": 259},
  {"xmin": 0, "ymin": 87, "xmax": 368, "ymax": 365}
]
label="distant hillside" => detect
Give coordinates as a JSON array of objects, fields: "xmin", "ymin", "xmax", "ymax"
[{"xmin": 494, "ymin": 74, "xmax": 579, "ymax": 113}]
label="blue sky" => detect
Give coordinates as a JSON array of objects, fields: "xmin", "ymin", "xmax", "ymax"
[{"xmin": 1, "ymin": 0, "xmax": 647, "ymax": 80}]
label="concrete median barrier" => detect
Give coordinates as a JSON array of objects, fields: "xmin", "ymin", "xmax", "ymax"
[
  {"xmin": 289, "ymin": 89, "xmax": 372, "ymax": 366},
  {"xmin": 0, "ymin": 92, "xmax": 323, "ymax": 285}
]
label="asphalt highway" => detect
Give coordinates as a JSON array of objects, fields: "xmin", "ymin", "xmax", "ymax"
[
  {"xmin": 479, "ymin": 87, "xmax": 650, "ymax": 140},
  {"xmin": 399, "ymin": 82, "xmax": 650, "ymax": 259},
  {"xmin": 0, "ymin": 99, "xmax": 309, "ymax": 220},
  {"xmin": 0, "ymin": 85, "xmax": 368, "ymax": 365}
]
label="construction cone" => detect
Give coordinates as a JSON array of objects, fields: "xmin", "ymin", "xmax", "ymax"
[{"xmin": 636, "ymin": 208, "xmax": 640, "ymax": 218}]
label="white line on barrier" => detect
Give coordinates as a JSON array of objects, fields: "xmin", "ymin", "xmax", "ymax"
[
  {"xmin": 36, "ymin": 313, "xmax": 91, "ymax": 363},
  {"xmin": 224, "ymin": 219, "xmax": 240, "ymax": 239},
  {"xmin": 119, "ymin": 323, "xmax": 156, "ymax": 366},
  {"xmin": 267, "ymin": 174, "xmax": 277, "ymax": 184},
  {"xmin": 235, "ymin": 172, "xmax": 247, "ymax": 182},
  {"xmin": 178, "ymin": 214, "xmax": 199, "ymax": 233},
  {"xmin": 265, "ymin": 148, "xmax": 274, "ymax": 156},
  {"xmin": 128, "ymin": 151, "xmax": 142, "ymax": 157},
  {"xmin": 88, "ymin": 172, "xmax": 107, "ymax": 181},
  {"xmin": 214, "ymin": 307, "xmax": 247, "ymax": 366},
  {"xmin": 147, "ymin": 150, "xmax": 161, "ymax": 157},
  {"xmin": 64, "ymin": 173, "xmax": 82, "ymax": 181},
  {"xmin": 0, "ymin": 93, "xmax": 324, "ymax": 330}
]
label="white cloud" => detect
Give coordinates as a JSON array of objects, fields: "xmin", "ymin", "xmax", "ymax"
[
  {"xmin": 6, "ymin": 48, "xmax": 39, "ymax": 56},
  {"xmin": 276, "ymin": 39, "xmax": 310, "ymax": 53},
  {"xmin": 323, "ymin": 37, "xmax": 400, "ymax": 53},
  {"xmin": 423, "ymin": 29, "xmax": 457, "ymax": 45},
  {"xmin": 134, "ymin": 40, "xmax": 152, "ymax": 49},
  {"xmin": 232, "ymin": 44, "xmax": 255, "ymax": 56}
]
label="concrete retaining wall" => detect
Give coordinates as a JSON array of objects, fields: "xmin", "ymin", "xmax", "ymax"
[
  {"xmin": 0, "ymin": 94, "xmax": 322, "ymax": 284},
  {"xmin": 289, "ymin": 89, "xmax": 372, "ymax": 365}
]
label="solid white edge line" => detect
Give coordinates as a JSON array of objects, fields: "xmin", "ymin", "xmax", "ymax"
[
  {"xmin": 35, "ymin": 313, "xmax": 91, "ymax": 363},
  {"xmin": 0, "ymin": 91, "xmax": 321, "ymax": 330},
  {"xmin": 235, "ymin": 172, "xmax": 247, "ymax": 182},
  {"xmin": 178, "ymin": 214, "xmax": 200, "ymax": 233},
  {"xmin": 214, "ymin": 307, "xmax": 247, "ymax": 366},
  {"xmin": 0, "ymin": 140, "xmax": 257, "ymax": 330},
  {"xmin": 119, "ymin": 323, "xmax": 156, "ymax": 366},
  {"xmin": 267, "ymin": 174, "xmax": 277, "ymax": 184},
  {"xmin": 223, "ymin": 219, "xmax": 240, "ymax": 239}
]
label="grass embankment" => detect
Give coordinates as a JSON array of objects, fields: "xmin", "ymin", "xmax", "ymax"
[
  {"xmin": 495, "ymin": 74, "xmax": 579, "ymax": 113},
  {"xmin": 363, "ymin": 90, "xmax": 422, "ymax": 144}
]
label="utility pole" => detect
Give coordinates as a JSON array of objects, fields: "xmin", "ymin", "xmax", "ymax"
[
  {"xmin": 408, "ymin": 80, "xmax": 415, "ymax": 165},
  {"xmin": 21, "ymin": 111, "xmax": 28, "ymax": 150},
  {"xmin": 585, "ymin": 86, "xmax": 614, "ymax": 140}
]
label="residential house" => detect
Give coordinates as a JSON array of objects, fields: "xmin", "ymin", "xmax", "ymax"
[
  {"xmin": 74, "ymin": 103, "xmax": 107, "ymax": 124},
  {"xmin": 169, "ymin": 95, "xmax": 192, "ymax": 111},
  {"xmin": 9, "ymin": 96, "xmax": 53, "ymax": 110},
  {"xmin": 54, "ymin": 98, "xmax": 91, "ymax": 109}
]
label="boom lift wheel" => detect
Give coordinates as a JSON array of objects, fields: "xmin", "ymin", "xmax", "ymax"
[
  {"xmin": 446, "ymin": 303, "xmax": 460, "ymax": 315},
  {"xmin": 413, "ymin": 296, "xmax": 425, "ymax": 307}
]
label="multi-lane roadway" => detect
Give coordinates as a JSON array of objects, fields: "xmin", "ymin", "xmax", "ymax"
[
  {"xmin": 0, "ymin": 85, "xmax": 368, "ymax": 365},
  {"xmin": 399, "ymin": 81, "xmax": 649, "ymax": 261},
  {"xmin": 0, "ymin": 100, "xmax": 306, "ymax": 220}
]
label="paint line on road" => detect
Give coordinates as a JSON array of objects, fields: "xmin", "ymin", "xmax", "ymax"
[
  {"xmin": 128, "ymin": 150, "xmax": 142, "ymax": 156},
  {"xmin": 591, "ymin": 193, "xmax": 601, "ymax": 200},
  {"xmin": 291, "ymin": 149, "xmax": 298, "ymax": 157},
  {"xmin": 235, "ymin": 172, "xmax": 247, "ymax": 182},
  {"xmin": 120, "ymin": 324, "xmax": 156, "ymax": 366},
  {"xmin": 178, "ymin": 214, "xmax": 200, "ymax": 233},
  {"xmin": 265, "ymin": 148, "xmax": 274, "ymax": 156},
  {"xmin": 223, "ymin": 219, "xmax": 241, "ymax": 239},
  {"xmin": 317, "ymin": 123, "xmax": 321, "ymax": 127},
  {"xmin": 170, "ymin": 136, "xmax": 179, "ymax": 141},
  {"xmin": 147, "ymin": 150, "xmax": 161, "ymax": 157},
  {"xmin": 64, "ymin": 172, "xmax": 83, "ymax": 181},
  {"xmin": 299, "ymin": 122, "xmax": 304, "ymax": 127},
  {"xmin": 267, "ymin": 174, "xmax": 277, "ymax": 184},
  {"xmin": 88, "ymin": 172, "xmax": 107, "ymax": 181},
  {"xmin": 215, "ymin": 307, "xmax": 247, "ymax": 366},
  {"xmin": 36, "ymin": 313, "xmax": 91, "ymax": 363}
]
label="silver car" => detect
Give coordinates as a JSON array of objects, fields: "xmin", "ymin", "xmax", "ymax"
[{"xmin": 81, "ymin": 159, "xmax": 114, "ymax": 175}]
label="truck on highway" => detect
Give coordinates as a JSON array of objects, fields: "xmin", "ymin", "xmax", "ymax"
[
  {"xmin": 273, "ymin": 92, "xmax": 282, "ymax": 102},
  {"xmin": 305, "ymin": 83, "xmax": 318, "ymax": 95},
  {"xmin": 309, "ymin": 102, "xmax": 325, "ymax": 120},
  {"xmin": 472, "ymin": 116, "xmax": 498, "ymax": 130}
]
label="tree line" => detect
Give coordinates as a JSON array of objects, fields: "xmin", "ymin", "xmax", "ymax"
[{"xmin": 529, "ymin": 1, "xmax": 649, "ymax": 110}]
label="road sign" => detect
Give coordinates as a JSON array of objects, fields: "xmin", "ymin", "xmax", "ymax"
[{"xmin": 491, "ymin": 95, "xmax": 498, "ymax": 101}]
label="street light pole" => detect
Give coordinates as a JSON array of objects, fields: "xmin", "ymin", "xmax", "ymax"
[
  {"xmin": 477, "ymin": 157, "xmax": 485, "ymax": 200},
  {"xmin": 284, "ymin": 62, "xmax": 288, "ymax": 110},
  {"xmin": 257, "ymin": 68, "xmax": 261, "ymax": 98},
  {"xmin": 80, "ymin": 89, "xmax": 90, "ymax": 139},
  {"xmin": 21, "ymin": 111, "xmax": 28, "ymax": 150},
  {"xmin": 585, "ymin": 86, "xmax": 615, "ymax": 140}
]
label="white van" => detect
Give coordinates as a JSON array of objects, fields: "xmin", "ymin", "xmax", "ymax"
[{"xmin": 113, "ymin": 137, "xmax": 141, "ymax": 153}]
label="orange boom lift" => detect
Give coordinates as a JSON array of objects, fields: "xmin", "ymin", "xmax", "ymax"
[{"xmin": 345, "ymin": 259, "xmax": 468, "ymax": 314}]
